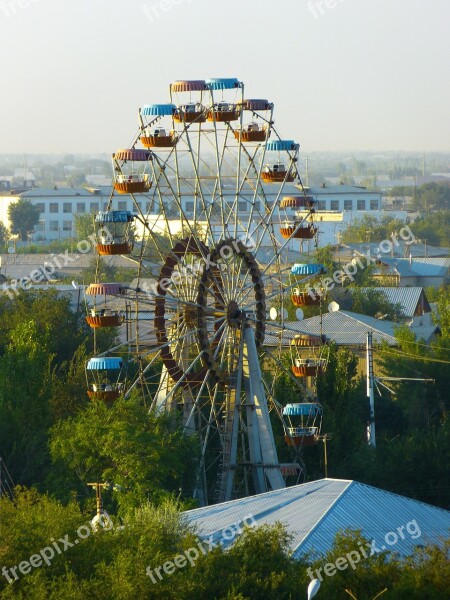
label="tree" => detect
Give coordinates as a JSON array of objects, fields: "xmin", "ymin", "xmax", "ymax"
[
  {"xmin": 341, "ymin": 214, "xmax": 407, "ymax": 244},
  {"xmin": 73, "ymin": 213, "xmax": 95, "ymax": 242},
  {"xmin": 49, "ymin": 397, "xmax": 200, "ymax": 510},
  {"xmin": 349, "ymin": 287, "xmax": 404, "ymax": 320},
  {"xmin": 66, "ymin": 170, "xmax": 87, "ymax": 187},
  {"xmin": 0, "ymin": 221, "xmax": 8, "ymax": 245},
  {"xmin": 7, "ymin": 199, "xmax": 40, "ymax": 240}
]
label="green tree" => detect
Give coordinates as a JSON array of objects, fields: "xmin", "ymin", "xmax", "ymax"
[
  {"xmin": 350, "ymin": 288, "xmax": 404, "ymax": 319},
  {"xmin": 7, "ymin": 199, "xmax": 40, "ymax": 241},
  {"xmin": 315, "ymin": 345, "xmax": 368, "ymax": 475},
  {"xmin": 73, "ymin": 213, "xmax": 95, "ymax": 242},
  {"xmin": 341, "ymin": 214, "xmax": 407, "ymax": 244},
  {"xmin": 0, "ymin": 320, "xmax": 53, "ymax": 484},
  {"xmin": 66, "ymin": 171, "xmax": 87, "ymax": 187},
  {"xmin": 0, "ymin": 221, "xmax": 8, "ymax": 245},
  {"xmin": 49, "ymin": 398, "xmax": 200, "ymax": 509}
]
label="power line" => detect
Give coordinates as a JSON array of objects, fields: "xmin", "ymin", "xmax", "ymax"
[{"xmin": 374, "ymin": 347, "xmax": 450, "ymax": 365}]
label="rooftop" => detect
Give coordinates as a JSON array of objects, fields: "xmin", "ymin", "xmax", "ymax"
[
  {"xmin": 378, "ymin": 257, "xmax": 450, "ymax": 277},
  {"xmin": 350, "ymin": 287, "xmax": 431, "ymax": 317},
  {"xmin": 185, "ymin": 478, "xmax": 450, "ymax": 559},
  {"xmin": 264, "ymin": 310, "xmax": 438, "ymax": 347}
]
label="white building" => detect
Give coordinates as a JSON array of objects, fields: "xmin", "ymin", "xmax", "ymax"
[
  {"xmin": 18, "ymin": 186, "xmax": 148, "ymax": 241},
  {"xmin": 4, "ymin": 183, "xmax": 387, "ymax": 246}
]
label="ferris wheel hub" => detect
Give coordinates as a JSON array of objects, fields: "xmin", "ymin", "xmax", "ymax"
[{"xmin": 227, "ymin": 300, "xmax": 243, "ymax": 327}]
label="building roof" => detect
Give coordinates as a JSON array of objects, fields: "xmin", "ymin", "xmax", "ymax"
[
  {"xmin": 19, "ymin": 186, "xmax": 112, "ymax": 198},
  {"xmin": 345, "ymin": 242, "xmax": 450, "ymax": 259},
  {"xmin": 305, "ymin": 184, "xmax": 380, "ymax": 196},
  {"xmin": 353, "ymin": 287, "xmax": 430, "ymax": 317},
  {"xmin": 185, "ymin": 478, "xmax": 450, "ymax": 559},
  {"xmin": 264, "ymin": 310, "xmax": 438, "ymax": 347},
  {"xmin": 378, "ymin": 257, "xmax": 450, "ymax": 277}
]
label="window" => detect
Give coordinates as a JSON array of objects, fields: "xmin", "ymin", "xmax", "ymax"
[
  {"xmin": 370, "ymin": 199, "xmax": 379, "ymax": 210},
  {"xmin": 76, "ymin": 202, "xmax": 85, "ymax": 213},
  {"xmin": 330, "ymin": 200, "xmax": 339, "ymax": 211},
  {"xmin": 185, "ymin": 202, "xmax": 194, "ymax": 213},
  {"xmin": 344, "ymin": 200, "xmax": 353, "ymax": 211},
  {"xmin": 35, "ymin": 203, "xmax": 45, "ymax": 213},
  {"xmin": 254, "ymin": 201, "xmax": 261, "ymax": 212},
  {"xmin": 35, "ymin": 221, "xmax": 45, "ymax": 232},
  {"xmin": 238, "ymin": 201, "xmax": 248, "ymax": 212},
  {"xmin": 49, "ymin": 203, "xmax": 58, "ymax": 213},
  {"xmin": 63, "ymin": 220, "xmax": 72, "ymax": 232},
  {"xmin": 49, "ymin": 221, "xmax": 59, "ymax": 232},
  {"xmin": 63, "ymin": 202, "xmax": 72, "ymax": 214},
  {"xmin": 357, "ymin": 199, "xmax": 366, "ymax": 211},
  {"xmin": 118, "ymin": 201, "xmax": 127, "ymax": 211},
  {"xmin": 90, "ymin": 202, "xmax": 99, "ymax": 214},
  {"xmin": 317, "ymin": 200, "xmax": 326, "ymax": 211}
]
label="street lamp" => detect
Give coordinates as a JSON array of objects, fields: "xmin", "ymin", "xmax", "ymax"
[{"xmin": 307, "ymin": 578, "xmax": 321, "ymax": 599}]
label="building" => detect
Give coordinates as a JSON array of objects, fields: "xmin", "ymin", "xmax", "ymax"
[
  {"xmin": 291, "ymin": 184, "xmax": 408, "ymax": 247},
  {"xmin": 374, "ymin": 257, "xmax": 450, "ymax": 288},
  {"xmin": 17, "ymin": 186, "xmax": 112, "ymax": 240},
  {"xmin": 264, "ymin": 310, "xmax": 439, "ymax": 374},
  {"xmin": 185, "ymin": 478, "xmax": 450, "ymax": 558},
  {"xmin": 307, "ymin": 183, "xmax": 382, "ymax": 213},
  {"xmin": 0, "ymin": 191, "xmax": 21, "ymax": 231},
  {"xmin": 347, "ymin": 287, "xmax": 433, "ymax": 322},
  {"xmin": 0, "ymin": 182, "xmax": 408, "ymax": 247}
]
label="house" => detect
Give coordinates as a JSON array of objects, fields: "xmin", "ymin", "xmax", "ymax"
[
  {"xmin": 374, "ymin": 257, "xmax": 450, "ymax": 288},
  {"xmin": 265, "ymin": 310, "xmax": 438, "ymax": 347},
  {"xmin": 347, "ymin": 287, "xmax": 433, "ymax": 325},
  {"xmin": 264, "ymin": 310, "xmax": 439, "ymax": 374}
]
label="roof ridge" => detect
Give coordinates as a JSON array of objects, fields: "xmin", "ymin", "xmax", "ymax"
[{"xmin": 291, "ymin": 479, "xmax": 353, "ymax": 555}]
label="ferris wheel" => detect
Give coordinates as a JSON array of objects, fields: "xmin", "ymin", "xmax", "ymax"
[{"xmin": 84, "ymin": 78, "xmax": 329, "ymax": 505}]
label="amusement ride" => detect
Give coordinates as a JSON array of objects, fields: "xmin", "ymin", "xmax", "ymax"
[{"xmin": 84, "ymin": 78, "xmax": 329, "ymax": 505}]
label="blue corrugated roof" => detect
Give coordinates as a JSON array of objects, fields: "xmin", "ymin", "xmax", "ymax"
[
  {"xmin": 379, "ymin": 258, "xmax": 450, "ymax": 277},
  {"xmin": 353, "ymin": 287, "xmax": 429, "ymax": 318},
  {"xmin": 185, "ymin": 479, "xmax": 450, "ymax": 558}
]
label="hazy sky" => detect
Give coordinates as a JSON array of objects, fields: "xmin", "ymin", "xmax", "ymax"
[{"xmin": 0, "ymin": 0, "xmax": 449, "ymax": 154}]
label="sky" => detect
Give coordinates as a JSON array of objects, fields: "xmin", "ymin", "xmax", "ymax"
[{"xmin": 0, "ymin": 0, "xmax": 449, "ymax": 154}]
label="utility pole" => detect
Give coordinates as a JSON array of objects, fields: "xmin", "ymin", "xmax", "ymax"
[{"xmin": 366, "ymin": 331, "xmax": 376, "ymax": 448}]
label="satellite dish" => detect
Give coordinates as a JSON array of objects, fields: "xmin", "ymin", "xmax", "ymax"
[
  {"xmin": 269, "ymin": 307, "xmax": 278, "ymax": 321},
  {"xmin": 281, "ymin": 308, "xmax": 288, "ymax": 321},
  {"xmin": 295, "ymin": 308, "xmax": 304, "ymax": 321},
  {"xmin": 7, "ymin": 246, "xmax": 15, "ymax": 254},
  {"xmin": 328, "ymin": 301, "xmax": 340, "ymax": 312}
]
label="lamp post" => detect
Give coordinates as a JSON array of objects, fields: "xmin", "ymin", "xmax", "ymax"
[{"xmin": 307, "ymin": 578, "xmax": 321, "ymax": 599}]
